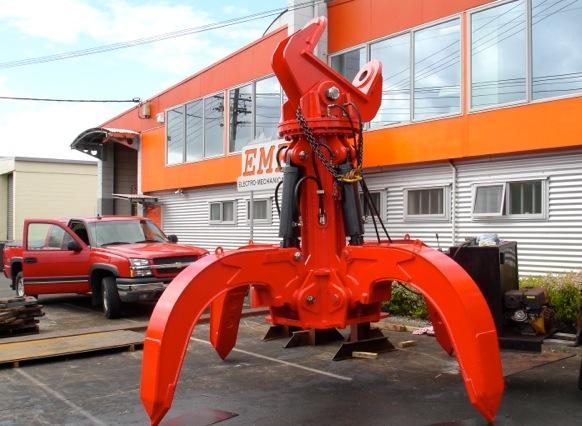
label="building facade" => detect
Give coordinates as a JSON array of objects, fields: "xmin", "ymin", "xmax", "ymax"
[
  {"xmin": 0, "ymin": 157, "xmax": 98, "ymax": 241},
  {"xmin": 73, "ymin": 0, "xmax": 582, "ymax": 276}
]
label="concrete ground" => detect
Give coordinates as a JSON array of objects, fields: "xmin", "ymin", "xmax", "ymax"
[{"xmin": 1, "ymin": 275, "xmax": 582, "ymax": 425}]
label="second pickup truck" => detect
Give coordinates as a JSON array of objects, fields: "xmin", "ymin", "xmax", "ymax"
[{"xmin": 2, "ymin": 216, "xmax": 208, "ymax": 318}]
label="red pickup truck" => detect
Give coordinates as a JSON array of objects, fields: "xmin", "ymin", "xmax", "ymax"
[{"xmin": 1, "ymin": 216, "xmax": 208, "ymax": 318}]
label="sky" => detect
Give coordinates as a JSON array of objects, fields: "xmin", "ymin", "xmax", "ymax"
[{"xmin": 0, "ymin": 0, "xmax": 288, "ymax": 160}]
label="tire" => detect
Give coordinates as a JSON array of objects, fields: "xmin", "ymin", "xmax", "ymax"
[
  {"xmin": 102, "ymin": 276, "xmax": 122, "ymax": 319},
  {"xmin": 15, "ymin": 272, "xmax": 25, "ymax": 297}
]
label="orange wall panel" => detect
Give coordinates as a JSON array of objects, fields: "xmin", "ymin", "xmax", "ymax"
[
  {"xmin": 140, "ymin": 127, "xmax": 241, "ymax": 192},
  {"xmin": 364, "ymin": 96, "xmax": 582, "ymax": 168},
  {"xmin": 328, "ymin": 0, "xmax": 493, "ymax": 53}
]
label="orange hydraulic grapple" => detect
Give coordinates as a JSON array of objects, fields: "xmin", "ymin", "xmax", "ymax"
[{"xmin": 140, "ymin": 17, "xmax": 504, "ymax": 426}]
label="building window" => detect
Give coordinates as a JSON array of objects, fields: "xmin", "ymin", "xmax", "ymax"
[
  {"xmin": 229, "ymin": 83, "xmax": 253, "ymax": 153},
  {"xmin": 471, "ymin": 0, "xmax": 527, "ymax": 109},
  {"xmin": 166, "ymin": 93, "xmax": 225, "ymax": 164},
  {"xmin": 532, "ymin": 0, "xmax": 582, "ymax": 100},
  {"xmin": 166, "ymin": 107, "xmax": 185, "ymax": 164},
  {"xmin": 209, "ymin": 201, "xmax": 236, "ymax": 224},
  {"xmin": 186, "ymin": 99, "xmax": 203, "ymax": 162},
  {"xmin": 204, "ymin": 94, "xmax": 225, "ymax": 157},
  {"xmin": 359, "ymin": 191, "xmax": 383, "ymax": 222},
  {"xmin": 414, "ymin": 19, "xmax": 461, "ymax": 120},
  {"xmin": 255, "ymin": 76, "xmax": 281, "ymax": 141},
  {"xmin": 406, "ymin": 187, "xmax": 446, "ymax": 218},
  {"xmin": 508, "ymin": 180, "xmax": 542, "ymax": 215},
  {"xmin": 228, "ymin": 76, "xmax": 283, "ymax": 153},
  {"xmin": 247, "ymin": 199, "xmax": 271, "ymax": 223},
  {"xmin": 370, "ymin": 33, "xmax": 411, "ymax": 128},
  {"xmin": 331, "ymin": 47, "xmax": 366, "ymax": 82},
  {"xmin": 473, "ymin": 180, "xmax": 544, "ymax": 218},
  {"xmin": 473, "ymin": 184, "xmax": 505, "ymax": 216}
]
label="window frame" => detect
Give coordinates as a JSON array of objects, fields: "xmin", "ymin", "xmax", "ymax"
[
  {"xmin": 404, "ymin": 186, "xmax": 449, "ymax": 221},
  {"xmin": 245, "ymin": 197, "xmax": 273, "ymax": 225},
  {"xmin": 471, "ymin": 178, "xmax": 547, "ymax": 220},
  {"xmin": 208, "ymin": 200, "xmax": 238, "ymax": 225}
]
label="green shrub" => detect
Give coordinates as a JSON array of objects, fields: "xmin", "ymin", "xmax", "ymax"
[
  {"xmin": 520, "ymin": 272, "xmax": 582, "ymax": 331},
  {"xmin": 382, "ymin": 282, "xmax": 428, "ymax": 320}
]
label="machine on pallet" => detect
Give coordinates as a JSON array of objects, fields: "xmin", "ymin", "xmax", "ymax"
[{"xmin": 449, "ymin": 239, "xmax": 552, "ymax": 351}]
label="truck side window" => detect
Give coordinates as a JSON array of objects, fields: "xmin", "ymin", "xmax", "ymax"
[
  {"xmin": 70, "ymin": 222, "xmax": 90, "ymax": 245},
  {"xmin": 28, "ymin": 224, "xmax": 66, "ymax": 250}
]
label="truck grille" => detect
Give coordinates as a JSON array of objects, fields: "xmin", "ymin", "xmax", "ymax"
[{"xmin": 152, "ymin": 256, "xmax": 198, "ymax": 276}]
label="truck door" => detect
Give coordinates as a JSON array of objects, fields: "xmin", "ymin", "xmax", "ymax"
[{"xmin": 22, "ymin": 220, "xmax": 91, "ymax": 296}]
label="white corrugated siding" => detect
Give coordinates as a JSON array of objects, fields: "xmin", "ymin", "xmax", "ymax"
[
  {"xmin": 364, "ymin": 164, "xmax": 453, "ymax": 249},
  {"xmin": 156, "ymin": 185, "xmax": 280, "ymax": 251},
  {"xmin": 455, "ymin": 150, "xmax": 582, "ymax": 276},
  {"xmin": 152, "ymin": 149, "xmax": 582, "ymax": 276}
]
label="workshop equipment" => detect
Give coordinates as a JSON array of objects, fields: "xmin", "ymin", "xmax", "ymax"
[
  {"xmin": 140, "ymin": 17, "xmax": 504, "ymax": 425},
  {"xmin": 450, "ymin": 241, "xmax": 552, "ymax": 351}
]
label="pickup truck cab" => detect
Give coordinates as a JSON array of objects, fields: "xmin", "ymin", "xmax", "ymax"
[{"xmin": 2, "ymin": 216, "xmax": 208, "ymax": 318}]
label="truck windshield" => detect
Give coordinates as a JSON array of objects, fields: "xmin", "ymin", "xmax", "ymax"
[{"xmin": 88, "ymin": 220, "xmax": 168, "ymax": 247}]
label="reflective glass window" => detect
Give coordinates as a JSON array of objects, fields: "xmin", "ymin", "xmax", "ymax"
[
  {"xmin": 532, "ymin": 0, "xmax": 582, "ymax": 100},
  {"xmin": 370, "ymin": 33, "xmax": 411, "ymax": 127},
  {"xmin": 167, "ymin": 106, "xmax": 185, "ymax": 164},
  {"xmin": 414, "ymin": 19, "xmax": 461, "ymax": 120},
  {"xmin": 471, "ymin": 1, "xmax": 527, "ymax": 108},
  {"xmin": 331, "ymin": 48, "xmax": 366, "ymax": 82},
  {"xmin": 473, "ymin": 184, "xmax": 505, "ymax": 215},
  {"xmin": 204, "ymin": 94, "xmax": 225, "ymax": 157},
  {"xmin": 255, "ymin": 76, "xmax": 281, "ymax": 141},
  {"xmin": 185, "ymin": 100, "xmax": 203, "ymax": 162},
  {"xmin": 229, "ymin": 84, "xmax": 253, "ymax": 152}
]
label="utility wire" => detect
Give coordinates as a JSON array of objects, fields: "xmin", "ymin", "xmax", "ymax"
[
  {"xmin": 0, "ymin": 1, "xmax": 321, "ymax": 70},
  {"xmin": 0, "ymin": 95, "xmax": 140, "ymax": 103}
]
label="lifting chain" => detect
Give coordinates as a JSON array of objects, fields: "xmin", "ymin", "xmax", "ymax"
[{"xmin": 295, "ymin": 106, "xmax": 363, "ymax": 183}]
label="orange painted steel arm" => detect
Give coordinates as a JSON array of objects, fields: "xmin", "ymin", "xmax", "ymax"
[
  {"xmin": 141, "ymin": 246, "xmax": 298, "ymax": 426},
  {"xmin": 346, "ymin": 242, "xmax": 504, "ymax": 421}
]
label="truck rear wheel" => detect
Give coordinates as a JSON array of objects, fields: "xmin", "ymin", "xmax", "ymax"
[{"xmin": 102, "ymin": 276, "xmax": 122, "ymax": 319}]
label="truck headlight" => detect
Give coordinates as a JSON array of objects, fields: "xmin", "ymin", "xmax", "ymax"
[{"xmin": 129, "ymin": 258, "xmax": 153, "ymax": 277}]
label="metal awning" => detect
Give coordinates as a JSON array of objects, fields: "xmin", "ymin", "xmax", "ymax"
[
  {"xmin": 113, "ymin": 193, "xmax": 158, "ymax": 205},
  {"xmin": 71, "ymin": 127, "xmax": 140, "ymax": 160}
]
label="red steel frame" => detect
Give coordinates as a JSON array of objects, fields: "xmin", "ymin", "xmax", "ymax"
[{"xmin": 140, "ymin": 17, "xmax": 504, "ymax": 425}]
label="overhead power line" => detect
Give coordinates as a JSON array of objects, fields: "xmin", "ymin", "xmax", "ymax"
[
  {"xmin": 0, "ymin": 1, "xmax": 321, "ymax": 70},
  {"xmin": 0, "ymin": 96, "xmax": 141, "ymax": 103}
]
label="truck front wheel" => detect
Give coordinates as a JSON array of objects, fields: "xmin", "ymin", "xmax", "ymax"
[
  {"xmin": 102, "ymin": 276, "xmax": 122, "ymax": 319},
  {"xmin": 15, "ymin": 272, "xmax": 25, "ymax": 297}
]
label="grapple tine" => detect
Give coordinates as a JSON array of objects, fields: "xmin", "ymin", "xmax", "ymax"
[
  {"xmin": 347, "ymin": 243, "xmax": 504, "ymax": 422},
  {"xmin": 426, "ymin": 301, "xmax": 454, "ymax": 355},
  {"xmin": 210, "ymin": 287, "xmax": 248, "ymax": 360},
  {"xmin": 140, "ymin": 247, "xmax": 294, "ymax": 425}
]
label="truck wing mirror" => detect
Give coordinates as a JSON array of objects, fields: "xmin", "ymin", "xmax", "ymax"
[
  {"xmin": 168, "ymin": 235, "xmax": 178, "ymax": 243},
  {"xmin": 67, "ymin": 241, "xmax": 82, "ymax": 252}
]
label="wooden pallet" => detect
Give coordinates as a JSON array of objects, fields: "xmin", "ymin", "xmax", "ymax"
[{"xmin": 0, "ymin": 330, "xmax": 144, "ymax": 368}]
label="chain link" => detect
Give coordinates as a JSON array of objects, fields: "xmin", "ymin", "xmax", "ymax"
[{"xmin": 295, "ymin": 106, "xmax": 363, "ymax": 182}]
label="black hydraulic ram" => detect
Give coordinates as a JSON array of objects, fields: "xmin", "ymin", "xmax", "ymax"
[
  {"xmin": 338, "ymin": 162, "xmax": 364, "ymax": 245},
  {"xmin": 278, "ymin": 164, "xmax": 300, "ymax": 248}
]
